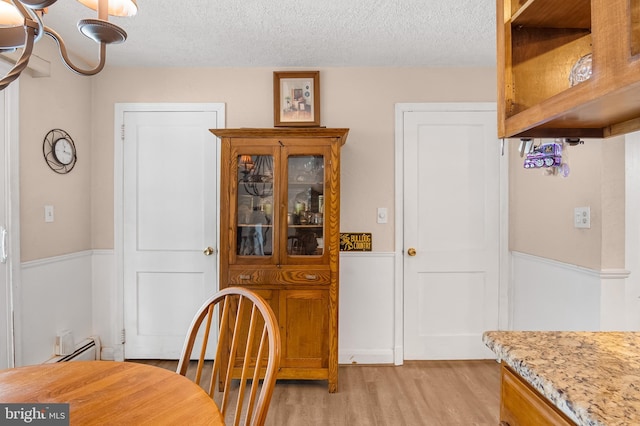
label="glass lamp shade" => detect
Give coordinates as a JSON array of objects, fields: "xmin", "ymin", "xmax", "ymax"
[
  {"xmin": 20, "ymin": 0, "xmax": 58, "ymax": 8},
  {"xmin": 0, "ymin": 1, "xmax": 24, "ymax": 26},
  {"xmin": 240, "ymin": 155, "xmax": 255, "ymax": 170},
  {"xmin": 76, "ymin": 0, "xmax": 137, "ymax": 17},
  {"xmin": 0, "ymin": 1, "xmax": 28, "ymax": 51}
]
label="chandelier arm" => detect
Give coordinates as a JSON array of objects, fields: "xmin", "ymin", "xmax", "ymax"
[
  {"xmin": 0, "ymin": 25, "xmax": 37, "ymax": 91},
  {"xmin": 43, "ymin": 26, "xmax": 106, "ymax": 76},
  {"xmin": 13, "ymin": 1, "xmax": 46, "ymax": 45}
]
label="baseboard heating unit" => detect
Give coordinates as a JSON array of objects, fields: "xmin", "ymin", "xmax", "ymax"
[{"xmin": 45, "ymin": 336, "xmax": 101, "ymax": 363}]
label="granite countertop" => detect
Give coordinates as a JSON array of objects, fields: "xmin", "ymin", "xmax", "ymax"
[{"xmin": 483, "ymin": 331, "xmax": 640, "ymax": 426}]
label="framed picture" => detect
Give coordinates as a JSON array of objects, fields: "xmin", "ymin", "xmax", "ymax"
[{"xmin": 273, "ymin": 71, "xmax": 320, "ymax": 127}]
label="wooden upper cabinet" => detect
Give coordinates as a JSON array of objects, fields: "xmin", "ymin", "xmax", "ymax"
[{"xmin": 498, "ymin": 0, "xmax": 640, "ymax": 138}]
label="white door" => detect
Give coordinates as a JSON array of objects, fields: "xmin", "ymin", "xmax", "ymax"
[
  {"xmin": 121, "ymin": 105, "xmax": 223, "ymax": 359},
  {"xmin": 0, "ymin": 74, "xmax": 9, "ymax": 369},
  {"xmin": 0, "ymin": 62, "xmax": 19, "ymax": 369},
  {"xmin": 402, "ymin": 105, "xmax": 500, "ymax": 360}
]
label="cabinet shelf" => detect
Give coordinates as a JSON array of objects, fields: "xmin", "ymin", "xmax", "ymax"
[
  {"xmin": 288, "ymin": 181, "xmax": 323, "ymax": 186},
  {"xmin": 238, "ymin": 180, "xmax": 273, "ymax": 186},
  {"xmin": 511, "ymin": 0, "xmax": 591, "ymax": 29},
  {"xmin": 498, "ymin": 0, "xmax": 640, "ymax": 138}
]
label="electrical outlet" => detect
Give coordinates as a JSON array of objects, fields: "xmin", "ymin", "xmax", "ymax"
[{"xmin": 574, "ymin": 206, "xmax": 590, "ymax": 229}]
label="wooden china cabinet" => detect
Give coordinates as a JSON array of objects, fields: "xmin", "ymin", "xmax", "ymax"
[{"xmin": 210, "ymin": 127, "xmax": 348, "ymax": 393}]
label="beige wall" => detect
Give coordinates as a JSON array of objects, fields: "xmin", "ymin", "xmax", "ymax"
[
  {"xmin": 17, "ymin": 48, "xmax": 497, "ymax": 259},
  {"xmin": 18, "ymin": 38, "xmax": 92, "ymax": 261},
  {"xmin": 17, "ymin": 37, "xmax": 626, "ymax": 270},
  {"xmin": 509, "ymin": 136, "xmax": 625, "ymax": 270},
  {"xmin": 87, "ymin": 66, "xmax": 497, "ymax": 252}
]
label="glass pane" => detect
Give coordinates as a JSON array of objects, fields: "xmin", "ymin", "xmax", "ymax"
[
  {"xmin": 237, "ymin": 154, "xmax": 273, "ymax": 256},
  {"xmin": 287, "ymin": 155, "xmax": 324, "ymax": 256},
  {"xmin": 633, "ymin": 0, "xmax": 640, "ymax": 57}
]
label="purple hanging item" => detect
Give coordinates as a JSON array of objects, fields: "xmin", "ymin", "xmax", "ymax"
[{"xmin": 524, "ymin": 143, "xmax": 562, "ymax": 169}]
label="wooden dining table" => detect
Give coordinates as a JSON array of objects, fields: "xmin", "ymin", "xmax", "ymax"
[{"xmin": 0, "ymin": 360, "xmax": 224, "ymax": 425}]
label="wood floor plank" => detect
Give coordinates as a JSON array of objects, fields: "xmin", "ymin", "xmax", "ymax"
[{"xmin": 129, "ymin": 359, "xmax": 500, "ymax": 425}]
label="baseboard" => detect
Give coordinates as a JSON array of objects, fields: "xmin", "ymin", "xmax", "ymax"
[
  {"xmin": 100, "ymin": 347, "xmax": 115, "ymax": 361},
  {"xmin": 339, "ymin": 349, "xmax": 395, "ymax": 365}
]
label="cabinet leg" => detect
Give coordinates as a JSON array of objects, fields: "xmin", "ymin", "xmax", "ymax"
[{"xmin": 328, "ymin": 367, "xmax": 338, "ymax": 393}]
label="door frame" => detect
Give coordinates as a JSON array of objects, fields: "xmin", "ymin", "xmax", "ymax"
[
  {"xmin": 0, "ymin": 61, "xmax": 21, "ymax": 368},
  {"xmin": 113, "ymin": 103, "xmax": 225, "ymax": 361},
  {"xmin": 393, "ymin": 102, "xmax": 509, "ymax": 365}
]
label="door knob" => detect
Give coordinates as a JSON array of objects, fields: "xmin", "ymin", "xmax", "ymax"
[
  {"xmin": 203, "ymin": 247, "xmax": 215, "ymax": 256},
  {"xmin": 407, "ymin": 247, "xmax": 417, "ymax": 256}
]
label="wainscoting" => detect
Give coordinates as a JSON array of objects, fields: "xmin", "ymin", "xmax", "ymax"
[
  {"xmin": 338, "ymin": 252, "xmax": 396, "ymax": 364},
  {"xmin": 20, "ymin": 251, "xmax": 93, "ymax": 365},
  {"xmin": 18, "ymin": 250, "xmax": 397, "ymax": 365},
  {"xmin": 17, "ymin": 249, "xmax": 635, "ymax": 366},
  {"xmin": 510, "ymin": 251, "xmax": 630, "ymax": 331}
]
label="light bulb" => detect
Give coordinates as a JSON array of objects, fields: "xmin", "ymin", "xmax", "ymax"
[
  {"xmin": 76, "ymin": 0, "xmax": 137, "ymax": 17},
  {"xmin": 0, "ymin": 1, "xmax": 24, "ymax": 27}
]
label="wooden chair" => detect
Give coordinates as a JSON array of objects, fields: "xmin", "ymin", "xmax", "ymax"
[{"xmin": 177, "ymin": 287, "xmax": 281, "ymax": 426}]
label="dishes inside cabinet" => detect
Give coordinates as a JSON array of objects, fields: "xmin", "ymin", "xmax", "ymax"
[{"xmin": 569, "ymin": 53, "xmax": 592, "ymax": 87}]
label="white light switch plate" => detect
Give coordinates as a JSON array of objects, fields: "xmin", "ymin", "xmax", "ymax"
[
  {"xmin": 377, "ymin": 207, "xmax": 388, "ymax": 224},
  {"xmin": 44, "ymin": 205, "xmax": 54, "ymax": 223}
]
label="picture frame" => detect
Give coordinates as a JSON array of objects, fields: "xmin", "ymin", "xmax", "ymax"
[{"xmin": 273, "ymin": 71, "xmax": 320, "ymax": 127}]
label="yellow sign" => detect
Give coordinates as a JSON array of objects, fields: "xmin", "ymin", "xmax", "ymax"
[{"xmin": 340, "ymin": 233, "xmax": 372, "ymax": 252}]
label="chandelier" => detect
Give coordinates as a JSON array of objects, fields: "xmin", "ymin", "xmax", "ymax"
[
  {"xmin": 0, "ymin": 0, "xmax": 137, "ymax": 91},
  {"xmin": 239, "ymin": 155, "xmax": 274, "ymax": 198}
]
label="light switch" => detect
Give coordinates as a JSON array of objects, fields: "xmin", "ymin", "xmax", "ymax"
[
  {"xmin": 574, "ymin": 206, "xmax": 590, "ymax": 229},
  {"xmin": 377, "ymin": 207, "xmax": 388, "ymax": 224},
  {"xmin": 45, "ymin": 205, "xmax": 54, "ymax": 223}
]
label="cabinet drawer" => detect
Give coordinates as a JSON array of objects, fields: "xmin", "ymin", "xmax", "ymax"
[
  {"xmin": 228, "ymin": 268, "xmax": 330, "ymax": 285},
  {"xmin": 500, "ymin": 365, "xmax": 575, "ymax": 426}
]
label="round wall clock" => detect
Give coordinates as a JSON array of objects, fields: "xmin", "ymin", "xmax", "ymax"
[{"xmin": 42, "ymin": 129, "xmax": 77, "ymax": 174}]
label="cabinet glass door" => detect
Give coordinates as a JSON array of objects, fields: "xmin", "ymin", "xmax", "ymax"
[
  {"xmin": 287, "ymin": 155, "xmax": 324, "ymax": 256},
  {"xmin": 236, "ymin": 154, "xmax": 274, "ymax": 256}
]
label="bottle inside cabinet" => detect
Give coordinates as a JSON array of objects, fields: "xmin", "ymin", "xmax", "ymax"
[
  {"xmin": 287, "ymin": 155, "xmax": 324, "ymax": 256},
  {"xmin": 236, "ymin": 154, "xmax": 274, "ymax": 256}
]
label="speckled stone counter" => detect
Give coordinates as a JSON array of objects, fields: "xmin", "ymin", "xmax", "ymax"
[{"xmin": 483, "ymin": 331, "xmax": 640, "ymax": 426}]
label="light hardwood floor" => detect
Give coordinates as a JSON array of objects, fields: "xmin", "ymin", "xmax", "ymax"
[{"xmin": 130, "ymin": 359, "xmax": 500, "ymax": 426}]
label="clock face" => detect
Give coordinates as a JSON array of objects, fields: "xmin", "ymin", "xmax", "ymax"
[
  {"xmin": 43, "ymin": 129, "xmax": 77, "ymax": 174},
  {"xmin": 53, "ymin": 138, "xmax": 73, "ymax": 165}
]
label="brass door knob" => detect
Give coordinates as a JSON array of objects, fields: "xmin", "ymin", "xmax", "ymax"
[
  {"xmin": 203, "ymin": 247, "xmax": 215, "ymax": 256},
  {"xmin": 407, "ymin": 248, "xmax": 417, "ymax": 256}
]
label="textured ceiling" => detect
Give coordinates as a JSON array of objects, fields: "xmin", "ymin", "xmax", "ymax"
[{"xmin": 40, "ymin": 0, "xmax": 496, "ymax": 68}]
